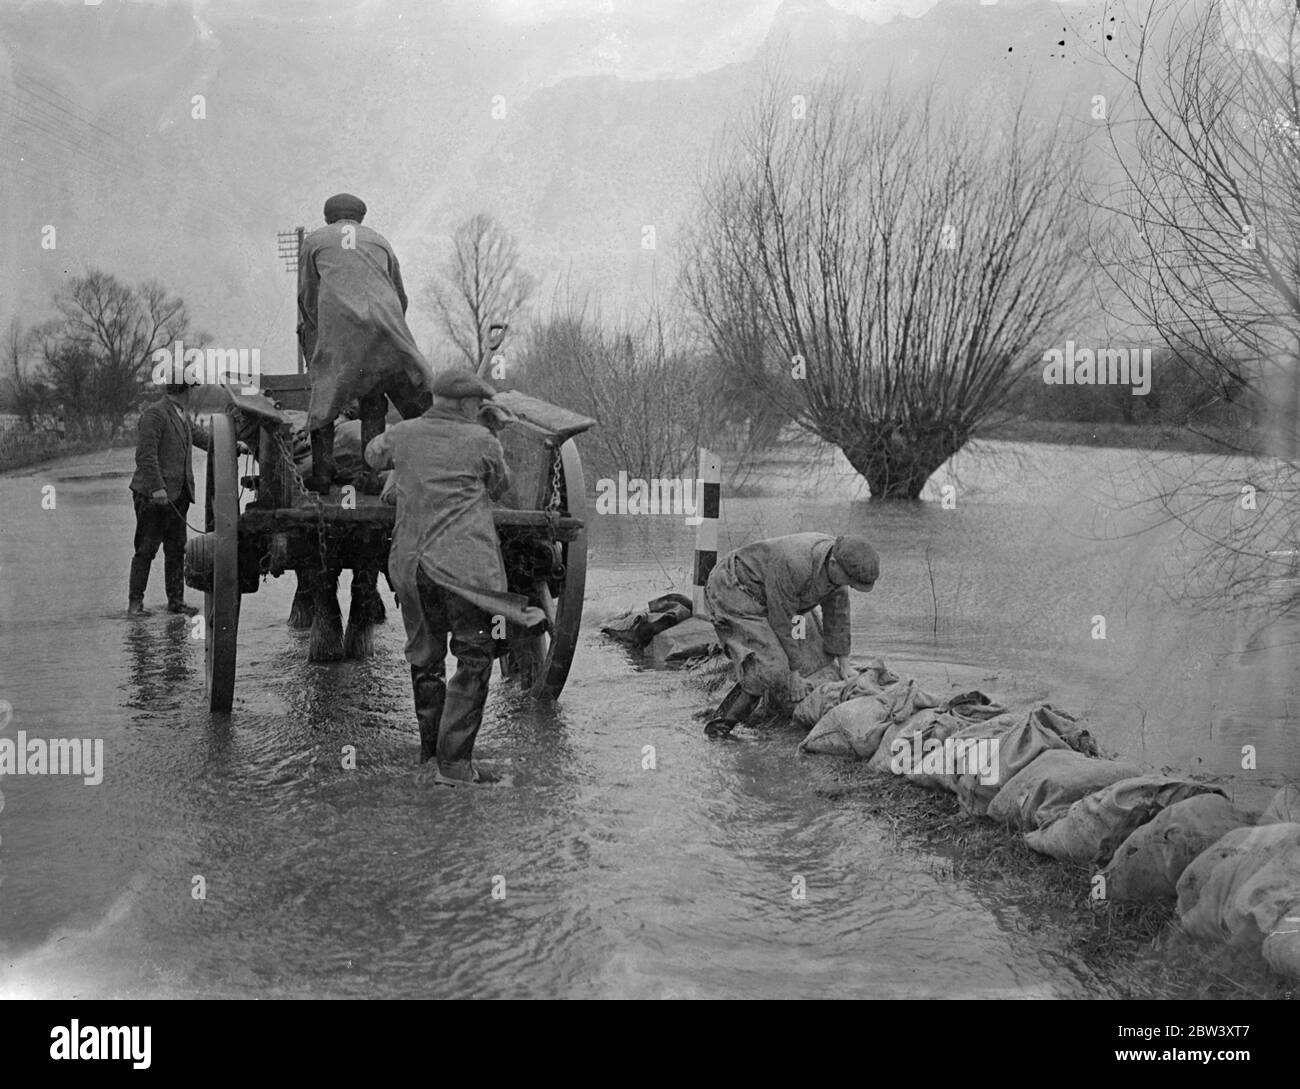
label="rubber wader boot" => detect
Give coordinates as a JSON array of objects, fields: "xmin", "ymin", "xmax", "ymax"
[
  {"xmin": 704, "ymin": 684, "xmax": 760, "ymax": 739},
  {"xmin": 308, "ymin": 422, "xmax": 335, "ymax": 495},
  {"xmin": 356, "ymin": 392, "xmax": 387, "ymax": 495},
  {"xmin": 411, "ymin": 662, "xmax": 446, "ymax": 765}
]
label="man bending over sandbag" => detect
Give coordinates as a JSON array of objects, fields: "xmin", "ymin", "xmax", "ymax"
[{"xmin": 703, "ymin": 533, "xmax": 879, "ymax": 739}]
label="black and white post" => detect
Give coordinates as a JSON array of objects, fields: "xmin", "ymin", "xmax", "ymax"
[{"xmin": 691, "ymin": 448, "xmax": 722, "ymax": 615}]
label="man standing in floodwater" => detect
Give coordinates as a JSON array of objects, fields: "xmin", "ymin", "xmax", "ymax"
[
  {"xmin": 127, "ymin": 382, "xmax": 211, "ymax": 617},
  {"xmin": 702, "ymin": 533, "xmax": 879, "ymax": 739},
  {"xmin": 363, "ymin": 368, "xmax": 545, "ymax": 786},
  {"xmin": 297, "ymin": 192, "xmax": 435, "ymax": 493}
]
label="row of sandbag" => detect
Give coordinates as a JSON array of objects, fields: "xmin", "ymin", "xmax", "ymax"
[{"xmin": 792, "ymin": 665, "xmax": 1300, "ymax": 981}]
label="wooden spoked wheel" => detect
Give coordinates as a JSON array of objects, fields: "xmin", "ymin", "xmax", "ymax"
[
  {"xmin": 204, "ymin": 413, "xmax": 240, "ymax": 713},
  {"xmin": 504, "ymin": 439, "xmax": 588, "ymax": 700}
]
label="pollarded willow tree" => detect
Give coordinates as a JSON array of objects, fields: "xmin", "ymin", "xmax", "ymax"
[
  {"xmin": 679, "ymin": 73, "xmax": 1090, "ymax": 500},
  {"xmin": 1094, "ymin": 0, "xmax": 1300, "ymax": 609}
]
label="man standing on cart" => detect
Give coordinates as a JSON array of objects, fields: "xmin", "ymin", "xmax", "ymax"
[
  {"xmin": 297, "ymin": 192, "xmax": 435, "ymax": 493},
  {"xmin": 364, "ymin": 369, "xmax": 545, "ymax": 786}
]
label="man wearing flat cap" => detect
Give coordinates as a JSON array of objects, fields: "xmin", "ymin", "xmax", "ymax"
[
  {"xmin": 297, "ymin": 193, "xmax": 435, "ymax": 492},
  {"xmin": 364, "ymin": 368, "xmax": 543, "ymax": 786},
  {"xmin": 702, "ymin": 533, "xmax": 880, "ymax": 739}
]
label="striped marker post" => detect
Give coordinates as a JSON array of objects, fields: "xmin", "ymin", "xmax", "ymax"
[{"xmin": 692, "ymin": 448, "xmax": 723, "ymax": 615}]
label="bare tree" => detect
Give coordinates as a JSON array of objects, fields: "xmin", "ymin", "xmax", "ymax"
[
  {"xmin": 520, "ymin": 286, "xmax": 716, "ymax": 482},
  {"xmin": 1093, "ymin": 0, "xmax": 1300, "ymax": 610},
  {"xmin": 428, "ymin": 213, "xmax": 536, "ymax": 369},
  {"xmin": 30, "ymin": 322, "xmax": 101, "ymax": 439},
  {"xmin": 40, "ymin": 270, "xmax": 194, "ymax": 436},
  {"xmin": 1, "ymin": 318, "xmax": 51, "ymax": 429},
  {"xmin": 680, "ymin": 73, "xmax": 1090, "ymax": 499}
]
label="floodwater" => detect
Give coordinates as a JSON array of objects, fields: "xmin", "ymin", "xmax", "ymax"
[{"xmin": 0, "ymin": 439, "xmax": 1294, "ymax": 998}]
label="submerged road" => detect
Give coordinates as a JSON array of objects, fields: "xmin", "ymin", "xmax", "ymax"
[{"xmin": 0, "ymin": 443, "xmax": 1290, "ymax": 997}]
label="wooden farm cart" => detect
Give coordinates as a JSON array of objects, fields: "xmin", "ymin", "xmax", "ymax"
[{"xmin": 184, "ymin": 376, "xmax": 592, "ymax": 712}]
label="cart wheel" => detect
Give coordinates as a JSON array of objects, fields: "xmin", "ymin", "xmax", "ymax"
[
  {"xmin": 506, "ymin": 439, "xmax": 587, "ymax": 699},
  {"xmin": 204, "ymin": 413, "xmax": 240, "ymax": 713}
]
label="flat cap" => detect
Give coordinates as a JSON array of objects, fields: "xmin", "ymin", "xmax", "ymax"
[
  {"xmin": 832, "ymin": 535, "xmax": 879, "ymax": 589},
  {"xmin": 324, "ymin": 193, "xmax": 367, "ymax": 224},
  {"xmin": 430, "ymin": 369, "xmax": 498, "ymax": 400}
]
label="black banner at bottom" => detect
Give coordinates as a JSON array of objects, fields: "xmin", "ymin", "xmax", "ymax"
[{"xmin": 1, "ymin": 997, "xmax": 1292, "ymax": 1076}]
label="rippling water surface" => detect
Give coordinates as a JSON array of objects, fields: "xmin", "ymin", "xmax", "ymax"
[{"xmin": 0, "ymin": 441, "xmax": 1293, "ymax": 998}]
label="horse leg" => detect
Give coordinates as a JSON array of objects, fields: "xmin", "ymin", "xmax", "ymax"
[
  {"xmin": 288, "ymin": 568, "xmax": 316, "ymax": 629},
  {"xmin": 360, "ymin": 566, "xmax": 387, "ymax": 624},
  {"xmin": 343, "ymin": 567, "xmax": 378, "ymax": 659},
  {"xmin": 308, "ymin": 567, "xmax": 345, "ymax": 661}
]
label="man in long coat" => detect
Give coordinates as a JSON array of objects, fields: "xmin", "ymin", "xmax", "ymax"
[
  {"xmin": 297, "ymin": 193, "xmax": 435, "ymax": 491},
  {"xmin": 364, "ymin": 369, "xmax": 544, "ymax": 785}
]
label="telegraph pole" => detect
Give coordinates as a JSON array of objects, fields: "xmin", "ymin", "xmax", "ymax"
[{"xmin": 277, "ymin": 226, "xmax": 305, "ymax": 373}]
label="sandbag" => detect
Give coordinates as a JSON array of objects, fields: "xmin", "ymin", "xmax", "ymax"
[
  {"xmin": 600, "ymin": 609, "xmax": 643, "ymax": 643},
  {"xmin": 872, "ymin": 708, "xmax": 977, "ymax": 788},
  {"xmin": 601, "ymin": 594, "xmax": 693, "ymax": 648},
  {"xmin": 866, "ymin": 718, "xmax": 918, "ymax": 773},
  {"xmin": 987, "ymin": 751, "xmax": 1144, "ymax": 831},
  {"xmin": 1022, "ymin": 704, "xmax": 1098, "ymax": 757},
  {"xmin": 648, "ymin": 617, "xmax": 719, "ymax": 662},
  {"xmin": 1176, "ymin": 824, "xmax": 1300, "ymax": 959},
  {"xmin": 790, "ymin": 659, "xmax": 901, "ymax": 730},
  {"xmin": 288, "ymin": 413, "xmax": 367, "ymax": 483},
  {"xmin": 859, "ymin": 684, "xmax": 970, "ymax": 773},
  {"xmin": 874, "ymin": 677, "xmax": 943, "ymax": 725},
  {"xmin": 1102, "ymin": 794, "xmax": 1252, "ymax": 902},
  {"xmin": 1260, "ymin": 786, "xmax": 1300, "ymax": 825},
  {"xmin": 649, "ymin": 592, "xmax": 694, "ymax": 615},
  {"xmin": 853, "ymin": 689, "xmax": 997, "ymax": 778},
  {"xmin": 798, "ymin": 695, "xmax": 895, "ymax": 759},
  {"xmin": 941, "ymin": 691, "xmax": 1007, "ymax": 724},
  {"xmin": 847, "ymin": 680, "xmax": 941, "ymax": 770},
  {"xmin": 952, "ymin": 706, "xmax": 1083, "ymax": 816},
  {"xmin": 1024, "ymin": 777, "xmax": 1225, "ymax": 866},
  {"xmin": 1263, "ymin": 920, "xmax": 1300, "ymax": 981},
  {"xmin": 901, "ymin": 694, "xmax": 1007, "ymax": 790}
]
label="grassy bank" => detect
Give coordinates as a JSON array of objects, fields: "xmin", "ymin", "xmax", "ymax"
[{"xmin": 818, "ymin": 768, "xmax": 1291, "ymax": 999}]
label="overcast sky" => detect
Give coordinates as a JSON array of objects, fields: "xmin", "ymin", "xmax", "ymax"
[
  {"xmin": 172, "ymin": 0, "xmax": 1047, "ymax": 82},
  {"xmin": 4, "ymin": 0, "xmax": 1279, "ymax": 365}
]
